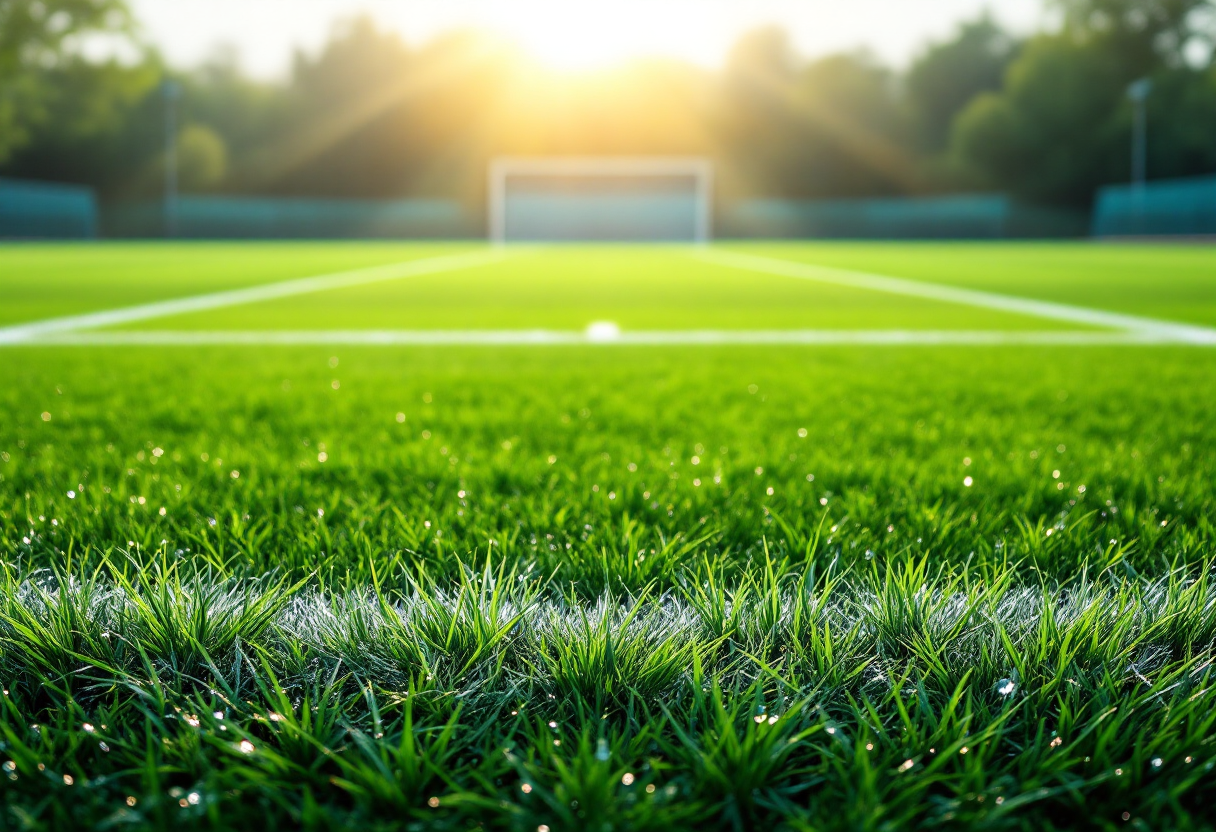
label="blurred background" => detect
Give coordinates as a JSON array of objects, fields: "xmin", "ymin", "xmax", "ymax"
[{"xmin": 2, "ymin": 0, "xmax": 1215, "ymax": 239}]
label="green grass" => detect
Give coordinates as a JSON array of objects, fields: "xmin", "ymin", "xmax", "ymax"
[
  {"xmin": 745, "ymin": 242, "xmax": 1216, "ymax": 326},
  {"xmin": 1, "ymin": 242, "xmax": 1216, "ymax": 830},
  {"xmin": 124, "ymin": 246, "xmax": 1071, "ymax": 332},
  {"xmin": 0, "ymin": 243, "xmax": 466, "ymax": 326}
]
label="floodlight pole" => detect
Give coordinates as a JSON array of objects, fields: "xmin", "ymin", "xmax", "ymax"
[
  {"xmin": 1127, "ymin": 78, "xmax": 1151, "ymax": 189},
  {"xmin": 1125, "ymin": 78, "xmax": 1152, "ymax": 234},
  {"xmin": 163, "ymin": 79, "xmax": 181, "ymax": 239}
]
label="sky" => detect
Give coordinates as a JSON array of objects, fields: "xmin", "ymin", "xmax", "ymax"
[{"xmin": 130, "ymin": 0, "xmax": 1045, "ymax": 77}]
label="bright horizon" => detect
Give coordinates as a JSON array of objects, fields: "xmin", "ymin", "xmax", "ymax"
[{"xmin": 131, "ymin": 0, "xmax": 1044, "ymax": 77}]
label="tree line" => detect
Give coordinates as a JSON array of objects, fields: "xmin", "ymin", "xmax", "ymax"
[{"xmin": 2, "ymin": 0, "xmax": 1214, "ymax": 208}]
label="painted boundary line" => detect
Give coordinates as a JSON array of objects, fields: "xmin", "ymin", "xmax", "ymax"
[
  {"xmin": 0, "ymin": 249, "xmax": 508, "ymax": 345},
  {"xmin": 4, "ymin": 245, "xmax": 1214, "ymax": 348},
  {"xmin": 695, "ymin": 248, "xmax": 1216, "ymax": 344},
  {"xmin": 14, "ymin": 329, "xmax": 1202, "ymax": 347}
]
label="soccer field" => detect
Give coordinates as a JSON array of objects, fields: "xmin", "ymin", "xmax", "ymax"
[
  {"xmin": 3, "ymin": 241, "xmax": 1216, "ymax": 828},
  {"xmin": 6, "ymin": 242, "xmax": 1216, "ymax": 338}
]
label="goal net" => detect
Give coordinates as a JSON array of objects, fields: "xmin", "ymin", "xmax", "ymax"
[{"xmin": 489, "ymin": 157, "xmax": 712, "ymax": 243}]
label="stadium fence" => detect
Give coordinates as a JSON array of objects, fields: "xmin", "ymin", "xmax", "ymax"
[
  {"xmin": 1092, "ymin": 175, "xmax": 1216, "ymax": 237},
  {"xmin": 722, "ymin": 194, "xmax": 1086, "ymax": 239},
  {"xmin": 0, "ymin": 177, "xmax": 98, "ymax": 239},
  {"xmin": 102, "ymin": 196, "xmax": 477, "ymax": 239},
  {"xmin": 0, "ymin": 182, "xmax": 1102, "ymax": 242}
]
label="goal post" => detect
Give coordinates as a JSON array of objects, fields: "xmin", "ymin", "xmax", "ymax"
[{"xmin": 488, "ymin": 156, "xmax": 712, "ymax": 243}]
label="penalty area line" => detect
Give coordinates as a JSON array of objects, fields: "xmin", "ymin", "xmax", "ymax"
[
  {"xmin": 0, "ymin": 248, "xmax": 509, "ymax": 345},
  {"xmin": 695, "ymin": 249, "xmax": 1216, "ymax": 344},
  {"xmin": 8, "ymin": 329, "xmax": 1209, "ymax": 347}
]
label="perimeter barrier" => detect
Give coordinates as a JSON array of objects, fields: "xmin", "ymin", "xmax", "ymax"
[
  {"xmin": 0, "ymin": 177, "xmax": 98, "ymax": 239},
  {"xmin": 722, "ymin": 194, "xmax": 1087, "ymax": 239},
  {"xmin": 0, "ymin": 183, "xmax": 1112, "ymax": 241},
  {"xmin": 1092, "ymin": 175, "xmax": 1216, "ymax": 237},
  {"xmin": 102, "ymin": 196, "xmax": 478, "ymax": 239}
]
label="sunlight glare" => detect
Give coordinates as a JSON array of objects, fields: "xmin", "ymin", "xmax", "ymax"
[{"xmin": 503, "ymin": 0, "xmax": 713, "ymax": 70}]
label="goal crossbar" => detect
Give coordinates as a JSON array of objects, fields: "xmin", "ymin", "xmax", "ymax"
[{"xmin": 488, "ymin": 156, "xmax": 713, "ymax": 243}]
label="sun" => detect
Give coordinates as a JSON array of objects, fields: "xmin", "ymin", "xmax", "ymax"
[{"xmin": 490, "ymin": 0, "xmax": 716, "ymax": 71}]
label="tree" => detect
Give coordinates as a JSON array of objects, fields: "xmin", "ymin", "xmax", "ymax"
[
  {"xmin": 1051, "ymin": 0, "xmax": 1215, "ymax": 68},
  {"xmin": 711, "ymin": 28, "xmax": 807, "ymax": 198},
  {"xmin": 0, "ymin": 0, "xmax": 131, "ymax": 162},
  {"xmin": 791, "ymin": 53, "xmax": 914, "ymax": 196},
  {"xmin": 906, "ymin": 17, "xmax": 1019, "ymax": 152},
  {"xmin": 0, "ymin": 54, "xmax": 165, "ymax": 195},
  {"xmin": 235, "ymin": 19, "xmax": 512, "ymax": 198},
  {"xmin": 951, "ymin": 0, "xmax": 1216, "ymax": 205},
  {"xmin": 713, "ymin": 30, "xmax": 916, "ymax": 199},
  {"xmin": 951, "ymin": 37, "xmax": 1128, "ymax": 204}
]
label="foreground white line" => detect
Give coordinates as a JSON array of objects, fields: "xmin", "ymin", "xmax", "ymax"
[
  {"xmin": 13, "ymin": 329, "xmax": 1208, "ymax": 346},
  {"xmin": 696, "ymin": 249, "xmax": 1216, "ymax": 344},
  {"xmin": 0, "ymin": 249, "xmax": 508, "ymax": 345}
]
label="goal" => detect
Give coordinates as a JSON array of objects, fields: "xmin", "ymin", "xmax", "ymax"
[{"xmin": 488, "ymin": 157, "xmax": 712, "ymax": 243}]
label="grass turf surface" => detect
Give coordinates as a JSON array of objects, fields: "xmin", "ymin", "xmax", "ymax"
[
  {"xmin": 119, "ymin": 246, "xmax": 1073, "ymax": 333},
  {"xmin": 1, "ymin": 242, "xmax": 1216, "ymax": 830}
]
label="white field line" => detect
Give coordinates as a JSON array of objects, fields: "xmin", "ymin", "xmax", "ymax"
[
  {"xmin": 0, "ymin": 249, "xmax": 508, "ymax": 345},
  {"xmin": 14, "ymin": 328, "xmax": 1202, "ymax": 347},
  {"xmin": 696, "ymin": 248, "xmax": 1216, "ymax": 344},
  {"xmin": 6, "ymin": 245, "xmax": 1214, "ymax": 348}
]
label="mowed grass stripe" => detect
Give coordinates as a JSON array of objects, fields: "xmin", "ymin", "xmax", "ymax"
[
  {"xmin": 112, "ymin": 246, "xmax": 1079, "ymax": 333},
  {"xmin": 701, "ymin": 248, "xmax": 1216, "ymax": 342},
  {"xmin": 0, "ymin": 241, "xmax": 474, "ymax": 326},
  {"xmin": 739, "ymin": 242, "xmax": 1216, "ymax": 327},
  {"xmin": 14, "ymin": 328, "xmax": 1205, "ymax": 346},
  {"xmin": 6, "ymin": 244, "xmax": 1199, "ymax": 337},
  {"xmin": 0, "ymin": 248, "xmax": 508, "ymax": 344}
]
